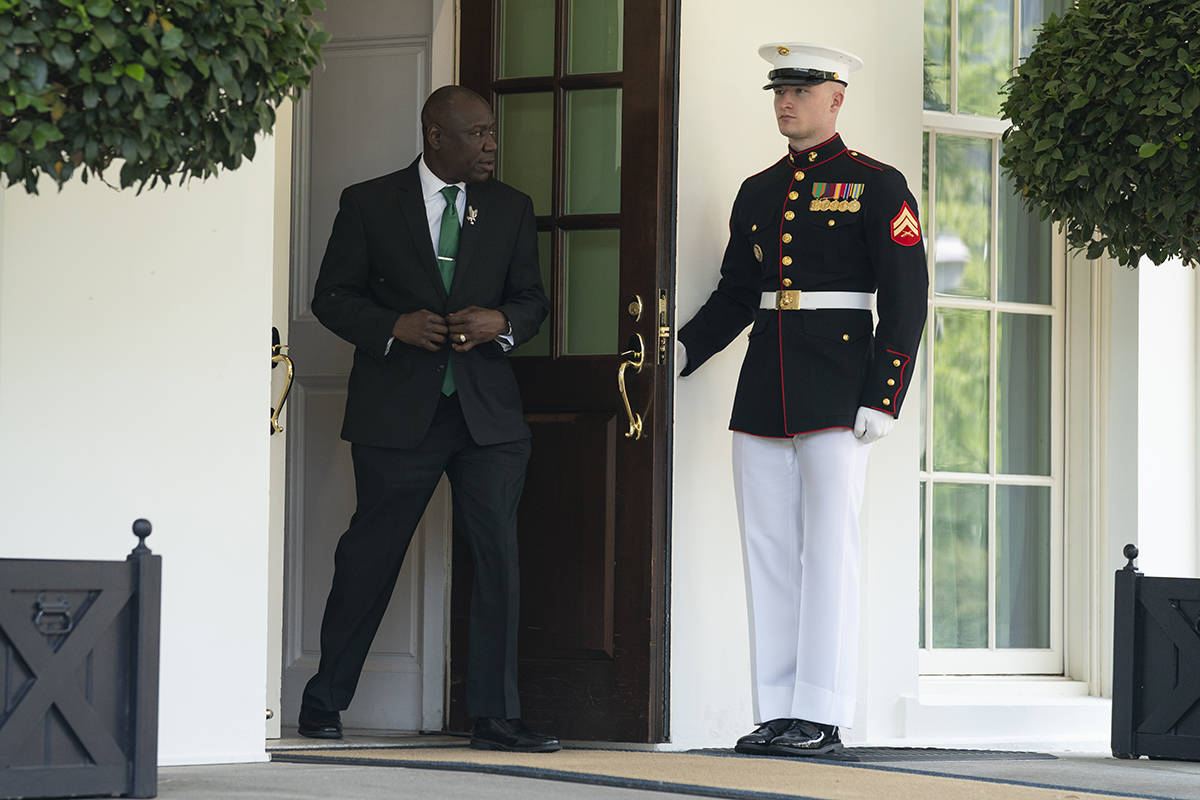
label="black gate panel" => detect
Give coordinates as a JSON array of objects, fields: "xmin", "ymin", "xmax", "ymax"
[
  {"xmin": 1112, "ymin": 544, "xmax": 1200, "ymax": 761},
  {"xmin": 0, "ymin": 521, "xmax": 160, "ymax": 799}
]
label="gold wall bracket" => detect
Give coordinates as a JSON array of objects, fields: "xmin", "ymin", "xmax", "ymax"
[{"xmin": 656, "ymin": 289, "xmax": 671, "ymax": 365}]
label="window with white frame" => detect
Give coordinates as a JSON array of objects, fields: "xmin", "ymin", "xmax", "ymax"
[{"xmin": 918, "ymin": 0, "xmax": 1068, "ymax": 675}]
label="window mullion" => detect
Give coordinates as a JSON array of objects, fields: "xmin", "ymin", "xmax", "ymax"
[{"xmin": 949, "ymin": 0, "xmax": 959, "ymax": 114}]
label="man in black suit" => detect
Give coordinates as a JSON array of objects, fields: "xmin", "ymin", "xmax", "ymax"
[{"xmin": 297, "ymin": 85, "xmax": 557, "ymax": 753}]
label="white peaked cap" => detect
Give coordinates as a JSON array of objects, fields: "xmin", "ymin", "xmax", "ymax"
[{"xmin": 758, "ymin": 42, "xmax": 864, "ymax": 88}]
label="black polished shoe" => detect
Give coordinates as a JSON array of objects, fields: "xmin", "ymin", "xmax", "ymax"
[
  {"xmin": 470, "ymin": 717, "xmax": 561, "ymax": 753},
  {"xmin": 734, "ymin": 718, "xmax": 795, "ymax": 755},
  {"xmin": 297, "ymin": 705, "xmax": 343, "ymax": 739},
  {"xmin": 766, "ymin": 719, "xmax": 843, "ymax": 757}
]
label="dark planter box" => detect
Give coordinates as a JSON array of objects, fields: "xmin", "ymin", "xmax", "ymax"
[
  {"xmin": 0, "ymin": 521, "xmax": 161, "ymax": 798},
  {"xmin": 1112, "ymin": 544, "xmax": 1200, "ymax": 761}
]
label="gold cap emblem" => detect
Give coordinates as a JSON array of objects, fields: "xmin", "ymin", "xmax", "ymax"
[{"xmin": 777, "ymin": 46, "xmax": 790, "ymax": 56}]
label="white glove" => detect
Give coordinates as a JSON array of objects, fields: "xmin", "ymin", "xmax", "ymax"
[
  {"xmin": 853, "ymin": 406, "xmax": 894, "ymax": 444},
  {"xmin": 675, "ymin": 340, "xmax": 688, "ymax": 374}
]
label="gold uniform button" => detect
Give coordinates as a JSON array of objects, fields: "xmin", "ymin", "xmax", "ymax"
[
  {"xmin": 782, "ymin": 278, "xmax": 793, "ymax": 287},
  {"xmin": 827, "ymin": 219, "xmax": 836, "ymax": 227},
  {"xmin": 782, "ymin": 233, "xmax": 792, "ymax": 243},
  {"xmin": 842, "ymin": 334, "xmax": 850, "ymax": 341},
  {"xmin": 850, "ymin": 151, "xmax": 858, "ymax": 156},
  {"xmin": 887, "ymin": 378, "xmax": 896, "ymax": 386},
  {"xmin": 785, "ymin": 210, "xmax": 795, "ymax": 221},
  {"xmin": 882, "ymin": 398, "xmax": 891, "ymax": 406},
  {"xmin": 794, "ymin": 170, "xmax": 805, "ymax": 181},
  {"xmin": 789, "ymin": 191, "xmax": 799, "ymax": 200},
  {"xmin": 751, "ymin": 224, "xmax": 757, "ymax": 232},
  {"xmin": 893, "ymin": 359, "xmax": 902, "ymax": 367},
  {"xmin": 782, "ymin": 255, "xmax": 793, "ymax": 266}
]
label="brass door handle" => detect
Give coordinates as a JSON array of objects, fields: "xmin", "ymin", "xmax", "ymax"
[
  {"xmin": 270, "ymin": 341, "xmax": 294, "ymax": 435},
  {"xmin": 617, "ymin": 333, "xmax": 645, "ymax": 440}
]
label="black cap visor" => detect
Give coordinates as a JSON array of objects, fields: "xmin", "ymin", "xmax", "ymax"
[{"xmin": 763, "ymin": 67, "xmax": 847, "ymax": 90}]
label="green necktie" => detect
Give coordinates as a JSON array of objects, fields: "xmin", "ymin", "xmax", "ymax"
[{"xmin": 437, "ymin": 185, "xmax": 461, "ymax": 396}]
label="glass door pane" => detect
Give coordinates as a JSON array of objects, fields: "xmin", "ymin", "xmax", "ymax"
[
  {"xmin": 933, "ymin": 308, "xmax": 990, "ymax": 473},
  {"xmin": 568, "ymin": 0, "xmax": 623, "ymax": 74},
  {"xmin": 998, "ymin": 145, "xmax": 1052, "ymax": 304},
  {"xmin": 957, "ymin": 0, "xmax": 1012, "ymax": 116},
  {"xmin": 935, "ymin": 135, "xmax": 991, "ymax": 299},
  {"xmin": 563, "ymin": 229, "xmax": 620, "ymax": 354},
  {"xmin": 499, "ymin": 0, "xmax": 555, "ymax": 78},
  {"xmin": 932, "ymin": 482, "xmax": 989, "ymax": 648},
  {"xmin": 996, "ymin": 485, "xmax": 1050, "ymax": 648},
  {"xmin": 997, "ymin": 312, "xmax": 1051, "ymax": 475},
  {"xmin": 498, "ymin": 93, "xmax": 554, "ymax": 216},
  {"xmin": 565, "ymin": 89, "xmax": 622, "ymax": 214},
  {"xmin": 924, "ymin": 0, "xmax": 951, "ymax": 110}
]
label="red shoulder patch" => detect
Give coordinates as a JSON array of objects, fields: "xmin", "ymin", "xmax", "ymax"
[{"xmin": 890, "ymin": 202, "xmax": 921, "ymax": 247}]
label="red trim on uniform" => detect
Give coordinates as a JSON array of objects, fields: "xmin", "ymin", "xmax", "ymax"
[
  {"xmin": 788, "ymin": 132, "xmax": 840, "ymax": 158},
  {"xmin": 730, "ymin": 425, "xmax": 854, "ymax": 439},
  {"xmin": 806, "ymin": 148, "xmax": 848, "ymax": 171},
  {"xmin": 846, "ymin": 152, "xmax": 886, "ymax": 171},
  {"xmin": 886, "ymin": 348, "xmax": 911, "ymax": 408},
  {"xmin": 776, "ymin": 168, "xmax": 797, "ymax": 434},
  {"xmin": 868, "ymin": 406, "xmax": 897, "ymax": 417}
]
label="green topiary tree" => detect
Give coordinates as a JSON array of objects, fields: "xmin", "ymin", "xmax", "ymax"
[
  {"xmin": 0, "ymin": 0, "xmax": 328, "ymax": 193},
  {"xmin": 999, "ymin": 0, "xmax": 1200, "ymax": 268}
]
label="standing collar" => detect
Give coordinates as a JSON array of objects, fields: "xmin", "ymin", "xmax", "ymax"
[
  {"xmin": 418, "ymin": 154, "xmax": 467, "ymax": 202},
  {"xmin": 787, "ymin": 133, "xmax": 846, "ymax": 167}
]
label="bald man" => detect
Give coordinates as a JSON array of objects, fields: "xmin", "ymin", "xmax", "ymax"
[{"xmin": 299, "ymin": 86, "xmax": 557, "ymax": 752}]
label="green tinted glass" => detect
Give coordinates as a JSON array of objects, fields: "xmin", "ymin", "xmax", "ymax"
[
  {"xmin": 568, "ymin": 0, "xmax": 623, "ymax": 74},
  {"xmin": 935, "ymin": 134, "xmax": 991, "ymax": 299},
  {"xmin": 958, "ymin": 0, "xmax": 1012, "ymax": 116},
  {"xmin": 564, "ymin": 229, "xmax": 619, "ymax": 355},
  {"xmin": 924, "ymin": 0, "xmax": 951, "ymax": 110},
  {"xmin": 998, "ymin": 144, "xmax": 1052, "ymax": 304},
  {"xmin": 996, "ymin": 485, "xmax": 1051, "ymax": 648},
  {"xmin": 512, "ymin": 231, "xmax": 553, "ymax": 357},
  {"xmin": 933, "ymin": 308, "xmax": 989, "ymax": 473},
  {"xmin": 998, "ymin": 313, "xmax": 1051, "ymax": 475},
  {"xmin": 932, "ymin": 482, "xmax": 988, "ymax": 648},
  {"xmin": 498, "ymin": 93, "xmax": 553, "ymax": 217},
  {"xmin": 499, "ymin": 0, "xmax": 555, "ymax": 78},
  {"xmin": 565, "ymin": 89, "xmax": 622, "ymax": 214},
  {"xmin": 1021, "ymin": 0, "xmax": 1068, "ymax": 60}
]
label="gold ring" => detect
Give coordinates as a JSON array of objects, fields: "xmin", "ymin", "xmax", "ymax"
[{"xmin": 459, "ymin": 334, "xmax": 467, "ymax": 343}]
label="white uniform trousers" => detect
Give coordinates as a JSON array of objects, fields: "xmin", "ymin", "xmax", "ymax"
[{"xmin": 732, "ymin": 428, "xmax": 871, "ymax": 728}]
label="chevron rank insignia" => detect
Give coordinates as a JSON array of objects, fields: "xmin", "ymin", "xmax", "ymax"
[{"xmin": 890, "ymin": 202, "xmax": 921, "ymax": 246}]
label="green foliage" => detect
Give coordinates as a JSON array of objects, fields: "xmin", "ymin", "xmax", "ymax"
[
  {"xmin": 0, "ymin": 0, "xmax": 329, "ymax": 193},
  {"xmin": 999, "ymin": 0, "xmax": 1200, "ymax": 268}
]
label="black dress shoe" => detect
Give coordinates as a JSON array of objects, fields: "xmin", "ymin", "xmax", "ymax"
[
  {"xmin": 470, "ymin": 717, "xmax": 561, "ymax": 753},
  {"xmin": 297, "ymin": 705, "xmax": 343, "ymax": 739},
  {"xmin": 766, "ymin": 719, "xmax": 843, "ymax": 757},
  {"xmin": 734, "ymin": 718, "xmax": 795, "ymax": 755}
]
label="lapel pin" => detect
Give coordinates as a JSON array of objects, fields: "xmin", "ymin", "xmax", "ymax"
[{"xmin": 467, "ymin": 206, "xmax": 479, "ymax": 225}]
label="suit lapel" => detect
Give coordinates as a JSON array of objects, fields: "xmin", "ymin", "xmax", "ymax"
[
  {"xmin": 449, "ymin": 181, "xmax": 488, "ymax": 299},
  {"xmin": 395, "ymin": 162, "xmax": 448, "ymax": 302}
]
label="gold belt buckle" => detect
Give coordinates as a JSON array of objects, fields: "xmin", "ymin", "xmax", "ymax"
[{"xmin": 775, "ymin": 289, "xmax": 802, "ymax": 310}]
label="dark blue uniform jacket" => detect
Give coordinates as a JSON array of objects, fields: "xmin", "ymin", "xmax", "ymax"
[{"xmin": 679, "ymin": 133, "xmax": 929, "ymax": 437}]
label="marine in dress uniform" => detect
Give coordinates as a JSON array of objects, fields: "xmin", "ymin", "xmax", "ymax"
[{"xmin": 677, "ymin": 43, "xmax": 928, "ymax": 756}]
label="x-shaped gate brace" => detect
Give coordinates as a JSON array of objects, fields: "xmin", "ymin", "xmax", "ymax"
[{"xmin": 0, "ymin": 562, "xmax": 133, "ymax": 769}]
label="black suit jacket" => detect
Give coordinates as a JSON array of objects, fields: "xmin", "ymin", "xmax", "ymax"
[{"xmin": 312, "ymin": 158, "xmax": 549, "ymax": 448}]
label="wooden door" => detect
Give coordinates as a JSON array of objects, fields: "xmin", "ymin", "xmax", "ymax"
[
  {"xmin": 450, "ymin": 0, "xmax": 676, "ymax": 742},
  {"xmin": 280, "ymin": 1, "xmax": 450, "ymax": 733}
]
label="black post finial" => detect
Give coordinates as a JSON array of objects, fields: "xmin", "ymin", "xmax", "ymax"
[
  {"xmin": 1122, "ymin": 543, "xmax": 1139, "ymax": 571},
  {"xmin": 131, "ymin": 518, "xmax": 153, "ymax": 556}
]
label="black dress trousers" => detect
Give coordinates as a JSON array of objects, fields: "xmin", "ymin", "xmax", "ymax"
[{"xmin": 301, "ymin": 393, "xmax": 529, "ymax": 720}]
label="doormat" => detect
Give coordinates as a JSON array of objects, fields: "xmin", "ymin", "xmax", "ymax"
[
  {"xmin": 692, "ymin": 746, "xmax": 1058, "ymax": 762},
  {"xmin": 270, "ymin": 745, "xmax": 1144, "ymax": 800}
]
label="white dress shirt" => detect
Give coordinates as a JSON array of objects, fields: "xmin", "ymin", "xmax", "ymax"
[{"xmin": 385, "ymin": 156, "xmax": 513, "ymax": 354}]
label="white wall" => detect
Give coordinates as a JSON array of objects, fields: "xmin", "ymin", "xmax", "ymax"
[
  {"xmin": 0, "ymin": 144, "xmax": 277, "ymax": 765},
  {"xmin": 1135, "ymin": 259, "xmax": 1199, "ymax": 579},
  {"xmin": 671, "ymin": 0, "xmax": 924, "ymax": 747}
]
